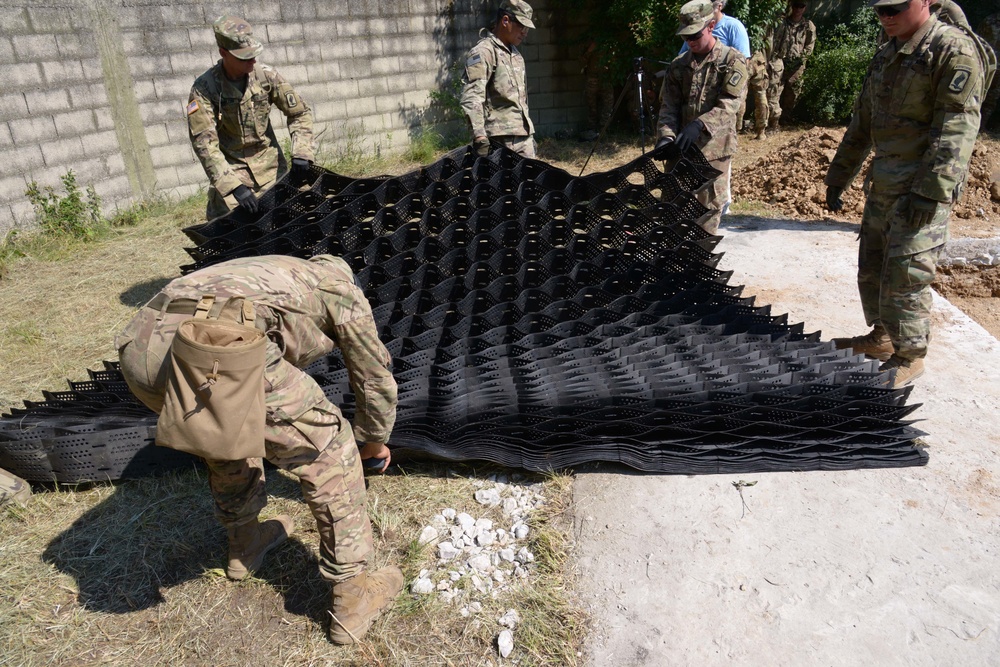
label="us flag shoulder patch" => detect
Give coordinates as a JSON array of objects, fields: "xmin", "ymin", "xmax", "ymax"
[
  {"xmin": 467, "ymin": 53, "xmax": 482, "ymax": 67},
  {"xmin": 186, "ymin": 99, "xmax": 200, "ymax": 115}
]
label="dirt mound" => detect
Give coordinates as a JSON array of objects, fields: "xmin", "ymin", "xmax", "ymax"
[
  {"xmin": 934, "ymin": 264, "xmax": 1000, "ymax": 299},
  {"xmin": 733, "ymin": 128, "xmax": 1000, "ymax": 231},
  {"xmin": 733, "ymin": 127, "xmax": 866, "ymax": 221}
]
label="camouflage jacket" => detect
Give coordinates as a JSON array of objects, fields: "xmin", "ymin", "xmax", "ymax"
[
  {"xmin": 150, "ymin": 255, "xmax": 396, "ymax": 443},
  {"xmin": 460, "ymin": 31, "xmax": 534, "ymax": 139},
  {"xmin": 187, "ymin": 62, "xmax": 315, "ymax": 196},
  {"xmin": 767, "ymin": 17, "xmax": 816, "ymax": 68},
  {"xmin": 656, "ymin": 40, "xmax": 748, "ymax": 162},
  {"xmin": 826, "ymin": 16, "xmax": 983, "ymax": 203}
]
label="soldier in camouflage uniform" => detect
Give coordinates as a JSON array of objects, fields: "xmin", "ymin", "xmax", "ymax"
[
  {"xmin": 580, "ymin": 39, "xmax": 614, "ymax": 142},
  {"xmin": 764, "ymin": 1, "xmax": 817, "ymax": 130},
  {"xmin": 115, "ymin": 255, "xmax": 402, "ymax": 644},
  {"xmin": 460, "ymin": 0, "xmax": 536, "ymax": 158},
  {"xmin": 0, "ymin": 467, "xmax": 30, "ymax": 508},
  {"xmin": 979, "ymin": 12, "xmax": 1000, "ymax": 128},
  {"xmin": 748, "ymin": 50, "xmax": 770, "ymax": 139},
  {"xmin": 187, "ymin": 16, "xmax": 315, "ymax": 221},
  {"xmin": 655, "ymin": 0, "xmax": 748, "ymax": 234},
  {"xmin": 825, "ymin": 0, "xmax": 986, "ymax": 388}
]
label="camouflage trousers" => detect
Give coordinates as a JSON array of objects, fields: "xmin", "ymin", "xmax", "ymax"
[
  {"xmin": 857, "ymin": 186, "xmax": 950, "ymax": 361},
  {"xmin": 489, "ymin": 135, "xmax": 536, "ymax": 158},
  {"xmin": 117, "ymin": 304, "xmax": 373, "ymax": 583},
  {"xmin": 751, "ymin": 82, "xmax": 769, "ymax": 132},
  {"xmin": 205, "ymin": 151, "xmax": 288, "ymax": 221},
  {"xmin": 767, "ymin": 62, "xmax": 807, "ymax": 123},
  {"xmin": 696, "ymin": 157, "xmax": 731, "ymax": 235},
  {"xmin": 0, "ymin": 467, "xmax": 31, "ymax": 508}
]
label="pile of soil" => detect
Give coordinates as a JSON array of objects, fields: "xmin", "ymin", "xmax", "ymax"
[
  {"xmin": 934, "ymin": 264, "xmax": 1000, "ymax": 299},
  {"xmin": 732, "ymin": 127, "xmax": 1000, "ymax": 233}
]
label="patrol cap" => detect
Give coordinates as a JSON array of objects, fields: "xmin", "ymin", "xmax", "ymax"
[
  {"xmin": 500, "ymin": 0, "xmax": 535, "ymax": 29},
  {"xmin": 867, "ymin": 0, "xmax": 908, "ymax": 6},
  {"xmin": 676, "ymin": 0, "xmax": 714, "ymax": 36},
  {"xmin": 213, "ymin": 15, "xmax": 263, "ymax": 60}
]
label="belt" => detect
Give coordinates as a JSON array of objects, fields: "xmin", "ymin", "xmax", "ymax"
[{"xmin": 145, "ymin": 292, "xmax": 258, "ymax": 326}]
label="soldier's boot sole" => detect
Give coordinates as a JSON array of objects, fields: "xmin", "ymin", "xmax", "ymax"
[
  {"xmin": 226, "ymin": 515, "xmax": 293, "ymax": 581},
  {"xmin": 832, "ymin": 328, "xmax": 893, "ymax": 362},
  {"xmin": 329, "ymin": 566, "xmax": 404, "ymax": 645},
  {"xmin": 879, "ymin": 356, "xmax": 925, "ymax": 388}
]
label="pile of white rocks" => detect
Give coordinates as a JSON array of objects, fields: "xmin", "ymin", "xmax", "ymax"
[
  {"xmin": 937, "ymin": 237, "xmax": 1000, "ymax": 267},
  {"xmin": 409, "ymin": 476, "xmax": 546, "ymax": 658}
]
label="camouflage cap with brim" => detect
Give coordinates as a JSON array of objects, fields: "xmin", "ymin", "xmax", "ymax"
[
  {"xmin": 501, "ymin": 0, "xmax": 536, "ymax": 29},
  {"xmin": 676, "ymin": 0, "xmax": 714, "ymax": 36},
  {"xmin": 868, "ymin": 0, "xmax": 910, "ymax": 6},
  {"xmin": 213, "ymin": 15, "xmax": 263, "ymax": 60}
]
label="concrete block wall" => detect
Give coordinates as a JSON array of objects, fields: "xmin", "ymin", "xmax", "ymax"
[{"xmin": 0, "ymin": 0, "xmax": 588, "ymax": 235}]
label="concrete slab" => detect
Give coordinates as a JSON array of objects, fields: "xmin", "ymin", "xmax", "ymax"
[{"xmin": 575, "ymin": 216, "xmax": 1000, "ymax": 667}]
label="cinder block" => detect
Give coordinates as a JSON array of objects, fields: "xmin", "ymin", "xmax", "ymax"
[
  {"xmin": 306, "ymin": 62, "xmax": 340, "ymax": 84},
  {"xmin": 348, "ymin": 0, "xmax": 379, "ymax": 18},
  {"xmin": 81, "ymin": 58, "xmax": 103, "ymax": 82},
  {"xmin": 95, "ymin": 108, "xmax": 117, "ymax": 131},
  {"xmin": 240, "ymin": 1, "xmax": 282, "ymax": 24},
  {"xmin": 54, "ymin": 110, "xmax": 97, "ymax": 137},
  {"xmin": 266, "ymin": 22, "xmax": 305, "ymax": 44},
  {"xmin": 82, "ymin": 129, "xmax": 119, "ymax": 157},
  {"xmin": 0, "ymin": 93, "xmax": 29, "ymax": 122},
  {"xmin": 402, "ymin": 89, "xmax": 431, "ymax": 109},
  {"xmin": 102, "ymin": 157, "xmax": 128, "ymax": 181},
  {"xmin": 9, "ymin": 62, "xmax": 43, "ymax": 88},
  {"xmin": 351, "ymin": 39, "xmax": 383, "ymax": 59},
  {"xmin": 530, "ymin": 92, "xmax": 554, "ymax": 110},
  {"xmin": 327, "ymin": 78, "xmax": 360, "ymax": 99},
  {"xmin": 285, "ymin": 42, "xmax": 324, "ymax": 64},
  {"xmin": 295, "ymin": 81, "xmax": 328, "ymax": 104},
  {"xmin": 54, "ymin": 32, "xmax": 93, "ymax": 59},
  {"xmin": 279, "ymin": 63, "xmax": 309, "ymax": 85},
  {"xmin": 153, "ymin": 28, "xmax": 194, "ymax": 52},
  {"xmin": 357, "ymin": 77, "xmax": 389, "ymax": 97},
  {"xmin": 170, "ymin": 51, "xmax": 215, "ymax": 75},
  {"xmin": 171, "ymin": 181, "xmax": 203, "ymax": 200},
  {"xmin": 319, "ymin": 39, "xmax": 354, "ymax": 61},
  {"xmin": 26, "ymin": 6, "xmax": 75, "ymax": 33},
  {"xmin": 174, "ymin": 162, "xmax": 205, "ymax": 185},
  {"xmin": 40, "ymin": 136, "xmax": 87, "ymax": 166},
  {"xmin": 367, "ymin": 18, "xmax": 397, "ymax": 35},
  {"xmin": 12, "ymin": 34, "xmax": 52, "ymax": 61},
  {"xmin": 0, "ymin": 37, "xmax": 15, "ymax": 65},
  {"xmin": 0, "ymin": 123, "xmax": 12, "ymax": 146},
  {"xmin": 165, "ymin": 121, "xmax": 190, "ymax": 144},
  {"xmin": 153, "ymin": 76, "xmax": 193, "ymax": 102},
  {"xmin": 133, "ymin": 80, "xmax": 158, "ymax": 103},
  {"xmin": 11, "ymin": 199, "xmax": 39, "ymax": 230},
  {"xmin": 41, "ymin": 60, "xmax": 86, "ymax": 87},
  {"xmin": 140, "ymin": 99, "xmax": 185, "ymax": 124},
  {"xmin": 0, "ymin": 145, "xmax": 45, "ymax": 177},
  {"xmin": 0, "ymin": 175, "xmax": 30, "ymax": 205},
  {"xmin": 280, "ymin": 1, "xmax": 319, "ymax": 21},
  {"xmin": 314, "ymin": 99, "xmax": 348, "ymax": 123},
  {"xmin": 158, "ymin": 4, "xmax": 205, "ymax": 28},
  {"xmin": 337, "ymin": 19, "xmax": 368, "ymax": 38},
  {"xmin": 0, "ymin": 8, "xmax": 30, "ymax": 35},
  {"xmin": 300, "ymin": 20, "xmax": 339, "ymax": 44},
  {"xmin": 10, "ymin": 116, "xmax": 58, "ymax": 144},
  {"xmin": 370, "ymin": 56, "xmax": 401, "ymax": 76},
  {"xmin": 150, "ymin": 143, "xmax": 195, "ymax": 167},
  {"xmin": 262, "ymin": 45, "xmax": 289, "ymax": 67},
  {"xmin": 188, "ymin": 26, "xmax": 216, "ymax": 49},
  {"xmin": 153, "ymin": 165, "xmax": 180, "ymax": 189},
  {"xmin": 315, "ymin": 3, "xmax": 350, "ymax": 19},
  {"xmin": 127, "ymin": 55, "xmax": 177, "ymax": 78}
]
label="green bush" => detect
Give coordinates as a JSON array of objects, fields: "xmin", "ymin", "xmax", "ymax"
[
  {"xmin": 24, "ymin": 170, "xmax": 104, "ymax": 240},
  {"xmin": 797, "ymin": 9, "xmax": 880, "ymax": 125}
]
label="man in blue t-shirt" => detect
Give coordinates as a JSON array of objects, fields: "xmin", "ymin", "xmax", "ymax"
[{"xmin": 679, "ymin": 0, "xmax": 750, "ymax": 58}]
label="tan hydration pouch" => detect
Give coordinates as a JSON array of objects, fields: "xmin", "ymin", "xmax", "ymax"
[{"xmin": 156, "ymin": 317, "xmax": 267, "ymax": 460}]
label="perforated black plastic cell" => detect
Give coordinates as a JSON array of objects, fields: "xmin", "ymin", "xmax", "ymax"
[{"xmin": 0, "ymin": 143, "xmax": 927, "ymax": 482}]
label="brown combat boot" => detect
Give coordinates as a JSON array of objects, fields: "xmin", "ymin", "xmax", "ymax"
[
  {"xmin": 755, "ymin": 128, "xmax": 767, "ymax": 140},
  {"xmin": 879, "ymin": 355, "xmax": 925, "ymax": 388},
  {"xmin": 226, "ymin": 515, "xmax": 293, "ymax": 580},
  {"xmin": 832, "ymin": 325, "xmax": 894, "ymax": 361},
  {"xmin": 329, "ymin": 566, "xmax": 404, "ymax": 645}
]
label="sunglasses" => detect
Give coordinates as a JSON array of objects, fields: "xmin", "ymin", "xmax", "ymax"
[
  {"xmin": 683, "ymin": 27, "xmax": 707, "ymax": 41},
  {"xmin": 874, "ymin": 1, "xmax": 911, "ymax": 17}
]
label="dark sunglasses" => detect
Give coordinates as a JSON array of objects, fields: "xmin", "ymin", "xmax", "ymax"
[
  {"xmin": 874, "ymin": 1, "xmax": 911, "ymax": 17},
  {"xmin": 683, "ymin": 27, "xmax": 707, "ymax": 41}
]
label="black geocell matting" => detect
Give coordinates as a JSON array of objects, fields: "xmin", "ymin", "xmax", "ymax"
[{"xmin": 0, "ymin": 144, "xmax": 928, "ymax": 483}]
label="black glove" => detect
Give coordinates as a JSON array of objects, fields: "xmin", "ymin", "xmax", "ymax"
[
  {"xmin": 906, "ymin": 193, "xmax": 938, "ymax": 227},
  {"xmin": 473, "ymin": 137, "xmax": 490, "ymax": 157},
  {"xmin": 290, "ymin": 157, "xmax": 312, "ymax": 178},
  {"xmin": 825, "ymin": 185, "xmax": 844, "ymax": 212},
  {"xmin": 655, "ymin": 136, "xmax": 672, "ymax": 150},
  {"xmin": 232, "ymin": 185, "xmax": 259, "ymax": 213},
  {"xmin": 675, "ymin": 120, "xmax": 703, "ymax": 152}
]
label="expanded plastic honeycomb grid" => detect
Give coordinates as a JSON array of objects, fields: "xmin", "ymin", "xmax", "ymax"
[{"xmin": 0, "ymin": 144, "xmax": 927, "ymax": 482}]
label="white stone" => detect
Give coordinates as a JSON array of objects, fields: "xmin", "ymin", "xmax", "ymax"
[
  {"xmin": 449, "ymin": 570, "xmax": 462, "ymax": 582},
  {"xmin": 475, "ymin": 487, "xmax": 502, "ymax": 507},
  {"xmin": 411, "ymin": 576, "xmax": 434, "ymax": 594},
  {"xmin": 438, "ymin": 541, "xmax": 460, "ymax": 561},
  {"xmin": 514, "ymin": 524, "xmax": 530, "ymax": 540},
  {"xmin": 516, "ymin": 547, "xmax": 534, "ymax": 563},
  {"xmin": 494, "ymin": 569, "xmax": 507, "ymax": 585},
  {"xmin": 431, "ymin": 513, "xmax": 447, "ymax": 526},
  {"xmin": 436, "ymin": 580, "xmax": 451, "ymax": 591},
  {"xmin": 418, "ymin": 526, "xmax": 439, "ymax": 545},
  {"xmin": 468, "ymin": 553, "xmax": 492, "ymax": 572},
  {"xmin": 499, "ymin": 548, "xmax": 516, "ymax": 562},
  {"xmin": 502, "ymin": 497, "xmax": 519, "ymax": 514},
  {"xmin": 476, "ymin": 529, "xmax": 495, "ymax": 547},
  {"xmin": 498, "ymin": 629, "xmax": 514, "ymax": 658},
  {"xmin": 515, "ymin": 566, "xmax": 528, "ymax": 578},
  {"xmin": 498, "ymin": 608, "xmax": 520, "ymax": 629},
  {"xmin": 457, "ymin": 512, "xmax": 476, "ymax": 531},
  {"xmin": 474, "ymin": 518, "xmax": 494, "ymax": 531},
  {"xmin": 469, "ymin": 601, "xmax": 483, "ymax": 613},
  {"xmin": 442, "ymin": 508, "xmax": 457, "ymax": 520},
  {"xmin": 450, "ymin": 525, "xmax": 465, "ymax": 540}
]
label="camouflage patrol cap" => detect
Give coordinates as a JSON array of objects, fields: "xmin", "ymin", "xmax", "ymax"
[
  {"xmin": 500, "ymin": 0, "xmax": 536, "ymax": 29},
  {"xmin": 676, "ymin": 0, "xmax": 714, "ymax": 36},
  {"xmin": 213, "ymin": 15, "xmax": 263, "ymax": 60},
  {"xmin": 868, "ymin": 0, "xmax": 909, "ymax": 6}
]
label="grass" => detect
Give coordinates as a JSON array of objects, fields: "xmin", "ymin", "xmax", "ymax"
[{"xmin": 0, "ymin": 141, "xmax": 590, "ymax": 666}]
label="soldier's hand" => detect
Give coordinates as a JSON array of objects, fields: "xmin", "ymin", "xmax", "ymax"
[
  {"xmin": 906, "ymin": 193, "xmax": 938, "ymax": 227},
  {"xmin": 675, "ymin": 120, "xmax": 703, "ymax": 152},
  {"xmin": 825, "ymin": 185, "xmax": 844, "ymax": 212},
  {"xmin": 232, "ymin": 185, "xmax": 259, "ymax": 213},
  {"xmin": 473, "ymin": 136, "xmax": 490, "ymax": 157},
  {"xmin": 359, "ymin": 441, "xmax": 391, "ymax": 474},
  {"xmin": 291, "ymin": 157, "xmax": 312, "ymax": 179},
  {"xmin": 655, "ymin": 136, "xmax": 673, "ymax": 150}
]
